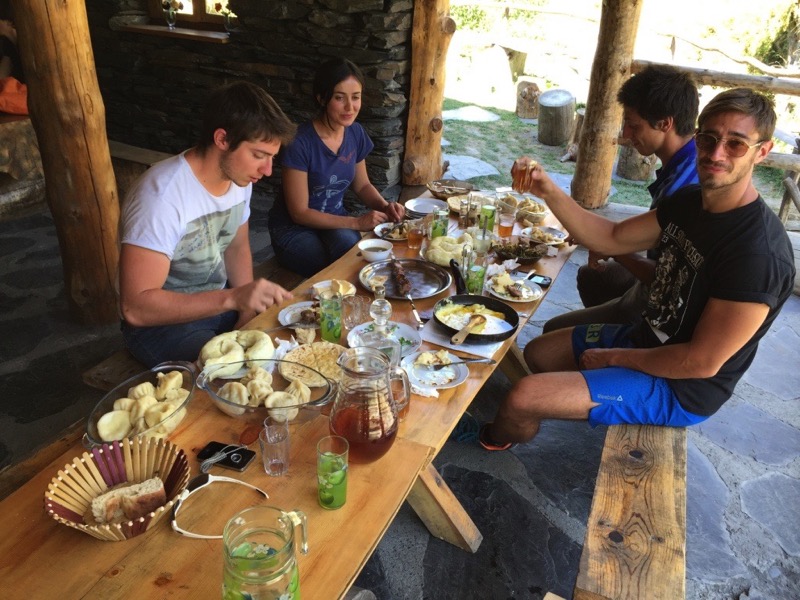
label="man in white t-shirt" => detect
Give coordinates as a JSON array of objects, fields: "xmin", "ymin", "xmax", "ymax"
[{"xmin": 119, "ymin": 81, "xmax": 296, "ymax": 367}]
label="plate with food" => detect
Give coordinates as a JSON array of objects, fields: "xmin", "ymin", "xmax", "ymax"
[
  {"xmin": 347, "ymin": 321, "xmax": 422, "ymax": 358},
  {"xmin": 487, "ymin": 272, "xmax": 544, "ymax": 303},
  {"xmin": 358, "ymin": 259, "xmax": 451, "ymax": 300},
  {"xmin": 374, "ymin": 222, "xmax": 409, "ymax": 241},
  {"xmin": 278, "ymin": 301, "xmax": 319, "ymax": 326},
  {"xmin": 311, "ymin": 279, "xmax": 357, "ymax": 298},
  {"xmin": 491, "ymin": 240, "xmax": 549, "ymax": 264},
  {"xmin": 432, "ymin": 294, "xmax": 519, "ymax": 343},
  {"xmin": 519, "ymin": 226, "xmax": 567, "ymax": 245},
  {"xmin": 281, "ymin": 341, "xmax": 347, "ymax": 387},
  {"xmin": 401, "ymin": 350, "xmax": 469, "ymax": 389},
  {"xmin": 405, "ymin": 197, "xmax": 448, "ymax": 215}
]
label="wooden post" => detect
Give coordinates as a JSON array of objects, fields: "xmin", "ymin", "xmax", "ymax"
[
  {"xmin": 616, "ymin": 144, "xmax": 657, "ymax": 181},
  {"xmin": 538, "ymin": 89, "xmax": 575, "ymax": 146},
  {"xmin": 403, "ymin": 0, "xmax": 456, "ymax": 185},
  {"xmin": 571, "ymin": 0, "xmax": 643, "ymax": 208},
  {"xmin": 13, "ymin": 0, "xmax": 120, "ymax": 324},
  {"xmin": 516, "ymin": 79, "xmax": 541, "ymax": 119},
  {"xmin": 778, "ymin": 138, "xmax": 800, "ymax": 224}
]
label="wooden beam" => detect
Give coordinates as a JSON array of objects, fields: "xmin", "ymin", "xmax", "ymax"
[
  {"xmin": 571, "ymin": 0, "xmax": 643, "ymax": 209},
  {"xmin": 403, "ymin": 0, "xmax": 456, "ymax": 185},
  {"xmin": 14, "ymin": 1, "xmax": 120, "ymax": 324},
  {"xmin": 574, "ymin": 425, "xmax": 687, "ymax": 600}
]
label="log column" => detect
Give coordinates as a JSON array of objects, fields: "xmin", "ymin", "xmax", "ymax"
[
  {"xmin": 13, "ymin": 0, "xmax": 120, "ymax": 324},
  {"xmin": 403, "ymin": 0, "xmax": 456, "ymax": 185},
  {"xmin": 571, "ymin": 0, "xmax": 643, "ymax": 208}
]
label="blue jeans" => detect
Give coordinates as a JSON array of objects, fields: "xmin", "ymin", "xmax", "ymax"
[
  {"xmin": 270, "ymin": 224, "xmax": 361, "ymax": 277},
  {"xmin": 121, "ymin": 311, "xmax": 239, "ymax": 368}
]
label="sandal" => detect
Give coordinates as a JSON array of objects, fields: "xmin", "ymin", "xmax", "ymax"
[{"xmin": 478, "ymin": 423, "xmax": 514, "ymax": 451}]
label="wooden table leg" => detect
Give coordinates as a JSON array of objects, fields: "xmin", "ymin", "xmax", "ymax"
[
  {"xmin": 498, "ymin": 344, "xmax": 530, "ymax": 383},
  {"xmin": 406, "ymin": 463, "xmax": 483, "ymax": 553}
]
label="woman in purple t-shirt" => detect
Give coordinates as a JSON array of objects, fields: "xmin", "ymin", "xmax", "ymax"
[{"xmin": 269, "ymin": 58, "xmax": 405, "ymax": 276}]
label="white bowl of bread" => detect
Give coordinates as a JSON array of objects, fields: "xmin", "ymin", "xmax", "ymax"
[
  {"xmin": 44, "ymin": 436, "xmax": 190, "ymax": 541},
  {"xmin": 84, "ymin": 362, "xmax": 197, "ymax": 448},
  {"xmin": 197, "ymin": 355, "xmax": 337, "ymax": 422}
]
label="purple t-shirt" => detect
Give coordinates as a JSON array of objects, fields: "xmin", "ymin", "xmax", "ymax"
[{"xmin": 277, "ymin": 120, "xmax": 373, "ymax": 218}]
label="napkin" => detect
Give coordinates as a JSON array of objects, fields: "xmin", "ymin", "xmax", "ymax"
[
  {"xmin": 418, "ymin": 319, "xmax": 504, "ymax": 360},
  {"xmin": 409, "ymin": 382, "xmax": 439, "ymax": 398}
]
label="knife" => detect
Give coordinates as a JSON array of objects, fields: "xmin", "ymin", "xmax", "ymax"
[
  {"xmin": 424, "ymin": 358, "xmax": 497, "ymax": 370},
  {"xmin": 262, "ymin": 321, "xmax": 317, "ymax": 334},
  {"xmin": 406, "ymin": 293, "xmax": 424, "ymax": 329}
]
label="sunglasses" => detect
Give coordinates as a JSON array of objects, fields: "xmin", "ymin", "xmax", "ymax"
[
  {"xmin": 694, "ymin": 132, "xmax": 764, "ymax": 158},
  {"xmin": 171, "ymin": 473, "xmax": 268, "ymax": 539}
]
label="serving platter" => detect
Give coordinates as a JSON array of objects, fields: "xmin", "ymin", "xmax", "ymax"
[{"xmin": 358, "ymin": 259, "xmax": 452, "ymax": 300}]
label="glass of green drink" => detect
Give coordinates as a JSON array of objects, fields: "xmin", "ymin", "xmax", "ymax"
[
  {"xmin": 319, "ymin": 289, "xmax": 342, "ymax": 343},
  {"xmin": 465, "ymin": 251, "xmax": 488, "ymax": 294},
  {"xmin": 430, "ymin": 209, "xmax": 449, "ymax": 239},
  {"xmin": 316, "ymin": 435, "xmax": 349, "ymax": 510}
]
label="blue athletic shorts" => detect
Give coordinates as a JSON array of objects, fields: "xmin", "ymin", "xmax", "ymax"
[{"xmin": 572, "ymin": 324, "xmax": 708, "ymax": 428}]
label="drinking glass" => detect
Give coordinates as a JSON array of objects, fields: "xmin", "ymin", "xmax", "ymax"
[
  {"xmin": 317, "ymin": 436, "xmax": 349, "ymax": 510},
  {"xmin": 498, "ymin": 212, "xmax": 515, "ymax": 238},
  {"xmin": 407, "ymin": 219, "xmax": 425, "ymax": 250},
  {"xmin": 342, "ymin": 295, "xmax": 370, "ymax": 330},
  {"xmin": 259, "ymin": 418, "xmax": 289, "ymax": 476},
  {"xmin": 430, "ymin": 209, "xmax": 449, "ymax": 239},
  {"xmin": 465, "ymin": 251, "xmax": 488, "ymax": 294},
  {"xmin": 319, "ymin": 289, "xmax": 342, "ymax": 343},
  {"xmin": 458, "ymin": 197, "xmax": 471, "ymax": 228}
]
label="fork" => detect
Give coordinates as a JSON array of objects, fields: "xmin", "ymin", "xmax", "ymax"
[{"xmin": 425, "ymin": 358, "xmax": 497, "ymax": 370}]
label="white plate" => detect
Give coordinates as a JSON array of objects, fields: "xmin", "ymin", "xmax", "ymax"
[
  {"xmin": 278, "ymin": 301, "xmax": 317, "ymax": 326},
  {"xmin": 374, "ymin": 222, "xmax": 408, "ymax": 241},
  {"xmin": 311, "ymin": 279, "xmax": 357, "ymax": 298},
  {"xmin": 405, "ymin": 198, "xmax": 448, "ymax": 215},
  {"xmin": 401, "ymin": 351, "xmax": 469, "ymax": 389},
  {"xmin": 519, "ymin": 226, "xmax": 567, "ymax": 245},
  {"xmin": 347, "ymin": 321, "xmax": 422, "ymax": 358},
  {"xmin": 487, "ymin": 279, "xmax": 544, "ymax": 303}
]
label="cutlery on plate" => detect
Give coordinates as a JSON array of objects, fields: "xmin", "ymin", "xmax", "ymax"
[
  {"xmin": 424, "ymin": 358, "xmax": 497, "ymax": 370},
  {"xmin": 450, "ymin": 314, "xmax": 486, "ymax": 345},
  {"xmin": 262, "ymin": 321, "xmax": 318, "ymax": 334}
]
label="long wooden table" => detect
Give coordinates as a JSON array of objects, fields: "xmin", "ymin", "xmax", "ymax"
[{"xmin": 0, "ymin": 206, "xmax": 574, "ymax": 599}]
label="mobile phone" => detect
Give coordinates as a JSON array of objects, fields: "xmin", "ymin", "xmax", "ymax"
[
  {"xmin": 527, "ymin": 273, "xmax": 552, "ymax": 287},
  {"xmin": 197, "ymin": 441, "xmax": 256, "ymax": 472}
]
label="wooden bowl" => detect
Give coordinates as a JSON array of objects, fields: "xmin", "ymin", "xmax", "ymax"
[
  {"xmin": 44, "ymin": 437, "xmax": 190, "ymax": 541},
  {"xmin": 426, "ymin": 179, "xmax": 476, "ymax": 200}
]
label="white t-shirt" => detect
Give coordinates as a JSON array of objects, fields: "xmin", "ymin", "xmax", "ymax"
[{"xmin": 120, "ymin": 152, "xmax": 251, "ymax": 294}]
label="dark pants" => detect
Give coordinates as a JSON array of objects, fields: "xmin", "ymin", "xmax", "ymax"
[{"xmin": 270, "ymin": 224, "xmax": 362, "ymax": 277}]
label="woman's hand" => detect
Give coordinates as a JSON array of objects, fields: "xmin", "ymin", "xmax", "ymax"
[
  {"xmin": 355, "ymin": 210, "xmax": 389, "ymax": 231},
  {"xmin": 384, "ymin": 202, "xmax": 405, "ymax": 222}
]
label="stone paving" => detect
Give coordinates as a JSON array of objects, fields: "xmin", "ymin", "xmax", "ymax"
[{"xmin": 1, "ymin": 183, "xmax": 798, "ymax": 599}]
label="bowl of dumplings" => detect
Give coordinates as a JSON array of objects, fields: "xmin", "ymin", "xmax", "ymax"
[
  {"xmin": 197, "ymin": 359, "xmax": 335, "ymax": 423},
  {"xmin": 84, "ymin": 361, "xmax": 197, "ymax": 448}
]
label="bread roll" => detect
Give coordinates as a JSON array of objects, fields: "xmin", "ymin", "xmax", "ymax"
[{"xmin": 90, "ymin": 477, "xmax": 167, "ymax": 524}]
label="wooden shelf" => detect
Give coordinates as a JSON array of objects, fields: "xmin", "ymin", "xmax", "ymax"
[{"xmin": 118, "ymin": 23, "xmax": 229, "ymax": 43}]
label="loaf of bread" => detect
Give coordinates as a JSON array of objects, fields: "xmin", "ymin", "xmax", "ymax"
[{"xmin": 91, "ymin": 477, "xmax": 166, "ymax": 524}]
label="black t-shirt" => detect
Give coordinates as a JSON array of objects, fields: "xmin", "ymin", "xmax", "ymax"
[{"xmin": 629, "ymin": 185, "xmax": 795, "ymax": 416}]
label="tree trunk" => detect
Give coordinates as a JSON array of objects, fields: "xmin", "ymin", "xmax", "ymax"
[
  {"xmin": 13, "ymin": 0, "xmax": 120, "ymax": 324},
  {"xmin": 560, "ymin": 107, "xmax": 586, "ymax": 162},
  {"xmin": 537, "ymin": 89, "xmax": 575, "ymax": 146},
  {"xmin": 403, "ymin": 1, "xmax": 456, "ymax": 185},
  {"xmin": 516, "ymin": 78, "xmax": 540, "ymax": 119},
  {"xmin": 572, "ymin": 0, "xmax": 644, "ymax": 208},
  {"xmin": 616, "ymin": 144, "xmax": 657, "ymax": 181}
]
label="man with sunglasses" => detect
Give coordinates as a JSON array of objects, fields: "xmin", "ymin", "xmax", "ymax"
[
  {"xmin": 544, "ymin": 65, "xmax": 699, "ymax": 333},
  {"xmin": 480, "ymin": 88, "xmax": 795, "ymax": 451}
]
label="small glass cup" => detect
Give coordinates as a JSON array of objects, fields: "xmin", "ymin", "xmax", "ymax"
[
  {"xmin": 407, "ymin": 219, "xmax": 425, "ymax": 250},
  {"xmin": 497, "ymin": 212, "xmax": 515, "ymax": 238},
  {"xmin": 430, "ymin": 209, "xmax": 449, "ymax": 239},
  {"xmin": 342, "ymin": 295, "xmax": 370, "ymax": 330},
  {"xmin": 317, "ymin": 436, "xmax": 349, "ymax": 510},
  {"xmin": 465, "ymin": 251, "xmax": 488, "ymax": 294},
  {"xmin": 472, "ymin": 229, "xmax": 493, "ymax": 254},
  {"xmin": 319, "ymin": 289, "xmax": 342, "ymax": 343},
  {"xmin": 259, "ymin": 418, "xmax": 290, "ymax": 477},
  {"xmin": 458, "ymin": 197, "xmax": 471, "ymax": 228}
]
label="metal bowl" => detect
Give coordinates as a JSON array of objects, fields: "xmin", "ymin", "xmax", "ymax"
[
  {"xmin": 84, "ymin": 361, "xmax": 197, "ymax": 448},
  {"xmin": 197, "ymin": 359, "xmax": 334, "ymax": 422}
]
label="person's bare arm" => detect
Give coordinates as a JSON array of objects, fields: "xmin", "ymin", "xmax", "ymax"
[
  {"xmin": 119, "ymin": 242, "xmax": 293, "ymax": 328},
  {"xmin": 578, "ymin": 298, "xmax": 770, "ymax": 378},
  {"xmin": 351, "ymin": 160, "xmax": 405, "ymax": 222},
  {"xmin": 223, "ymin": 223, "xmax": 254, "ymax": 288},
  {"xmin": 512, "ymin": 158, "xmax": 661, "ymax": 256},
  {"xmin": 283, "ymin": 167, "xmax": 387, "ymax": 231}
]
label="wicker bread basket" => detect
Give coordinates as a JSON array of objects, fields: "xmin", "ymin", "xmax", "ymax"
[{"xmin": 44, "ymin": 437, "xmax": 190, "ymax": 541}]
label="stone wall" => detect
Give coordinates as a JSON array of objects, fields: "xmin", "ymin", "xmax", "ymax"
[{"xmin": 85, "ymin": 0, "xmax": 413, "ymax": 200}]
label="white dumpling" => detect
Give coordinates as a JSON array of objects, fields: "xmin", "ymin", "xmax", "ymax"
[
  {"xmin": 164, "ymin": 387, "xmax": 190, "ymax": 404},
  {"xmin": 237, "ymin": 330, "xmax": 275, "ymax": 368},
  {"xmin": 240, "ymin": 366, "xmax": 272, "ymax": 386},
  {"xmin": 286, "ymin": 380, "xmax": 311, "ymax": 405},
  {"xmin": 264, "ymin": 391, "xmax": 299, "ymax": 422},
  {"xmin": 143, "ymin": 402, "xmax": 183, "ymax": 435},
  {"xmin": 97, "ymin": 410, "xmax": 132, "ymax": 442},
  {"xmin": 218, "ymin": 382, "xmax": 250, "ymax": 406},
  {"xmin": 127, "ymin": 381, "xmax": 156, "ymax": 400},
  {"xmin": 155, "ymin": 370, "xmax": 183, "ymax": 400},
  {"xmin": 129, "ymin": 395, "xmax": 158, "ymax": 425},
  {"xmin": 246, "ymin": 379, "xmax": 273, "ymax": 406},
  {"xmin": 113, "ymin": 397, "xmax": 136, "ymax": 411}
]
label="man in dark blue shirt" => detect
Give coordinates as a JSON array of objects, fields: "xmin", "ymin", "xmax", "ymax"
[{"xmin": 544, "ymin": 65, "xmax": 700, "ymax": 332}]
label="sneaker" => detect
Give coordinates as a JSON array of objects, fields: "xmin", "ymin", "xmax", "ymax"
[
  {"xmin": 449, "ymin": 412, "xmax": 480, "ymax": 443},
  {"xmin": 478, "ymin": 423, "xmax": 514, "ymax": 451}
]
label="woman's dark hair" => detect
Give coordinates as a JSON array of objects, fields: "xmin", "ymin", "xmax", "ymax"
[
  {"xmin": 312, "ymin": 58, "xmax": 365, "ymax": 114},
  {"xmin": 617, "ymin": 65, "xmax": 699, "ymax": 136},
  {"xmin": 197, "ymin": 81, "xmax": 296, "ymax": 151}
]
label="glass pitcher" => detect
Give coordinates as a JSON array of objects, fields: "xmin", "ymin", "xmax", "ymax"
[
  {"xmin": 222, "ymin": 505, "xmax": 308, "ymax": 600},
  {"xmin": 329, "ymin": 347, "xmax": 409, "ymax": 463}
]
